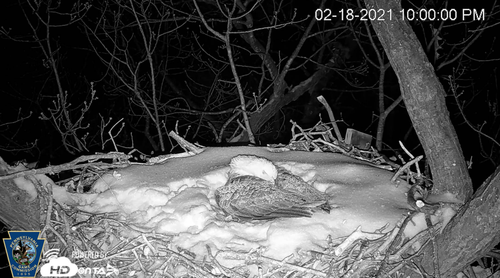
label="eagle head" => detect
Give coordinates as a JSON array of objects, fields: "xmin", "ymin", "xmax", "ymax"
[{"xmin": 228, "ymin": 155, "xmax": 278, "ymax": 182}]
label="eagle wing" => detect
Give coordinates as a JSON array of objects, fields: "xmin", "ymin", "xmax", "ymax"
[{"xmin": 217, "ymin": 175, "xmax": 329, "ymax": 221}]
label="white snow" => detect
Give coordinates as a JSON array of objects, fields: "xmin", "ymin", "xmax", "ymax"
[{"xmin": 45, "ymin": 146, "xmax": 457, "ymax": 271}]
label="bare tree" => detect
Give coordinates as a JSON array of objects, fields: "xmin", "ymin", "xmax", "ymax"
[
  {"xmin": 80, "ymin": 0, "xmax": 366, "ymax": 147},
  {"xmin": 0, "ymin": 0, "xmax": 96, "ymax": 157},
  {"xmin": 364, "ymin": 0, "xmax": 499, "ymax": 276}
]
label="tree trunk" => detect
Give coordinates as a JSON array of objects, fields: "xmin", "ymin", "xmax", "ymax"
[
  {"xmin": 363, "ymin": 0, "xmax": 498, "ymax": 276},
  {"xmin": 246, "ymin": 53, "xmax": 342, "ymax": 141},
  {"xmin": 0, "ymin": 159, "xmax": 41, "ymax": 231},
  {"xmin": 428, "ymin": 166, "xmax": 500, "ymax": 277},
  {"xmin": 363, "ymin": 0, "xmax": 473, "ymax": 201}
]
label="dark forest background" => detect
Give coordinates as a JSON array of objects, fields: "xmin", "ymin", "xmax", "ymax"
[{"xmin": 0, "ymin": 0, "xmax": 498, "ymax": 186}]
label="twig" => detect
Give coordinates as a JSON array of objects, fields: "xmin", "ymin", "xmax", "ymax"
[
  {"xmin": 104, "ymin": 118, "xmax": 125, "ymax": 152},
  {"xmin": 391, "ymin": 155, "xmax": 423, "ymax": 182},
  {"xmin": 0, "ymin": 154, "xmax": 132, "ymax": 181},
  {"xmin": 334, "ymin": 226, "xmax": 386, "ymax": 256},
  {"xmin": 219, "ymin": 250, "xmax": 327, "ymax": 277},
  {"xmin": 168, "ymin": 131, "xmax": 204, "ymax": 154},
  {"xmin": 317, "ymin": 95, "xmax": 343, "ymax": 142}
]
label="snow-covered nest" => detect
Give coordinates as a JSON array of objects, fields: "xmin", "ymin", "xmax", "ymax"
[{"xmin": 35, "ymin": 145, "xmax": 459, "ymax": 277}]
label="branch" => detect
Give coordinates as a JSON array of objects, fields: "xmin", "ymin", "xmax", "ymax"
[{"xmin": 193, "ymin": 0, "xmax": 255, "ymax": 143}]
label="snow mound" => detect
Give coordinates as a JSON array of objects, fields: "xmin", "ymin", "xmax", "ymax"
[{"xmin": 50, "ymin": 146, "xmax": 455, "ymax": 269}]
